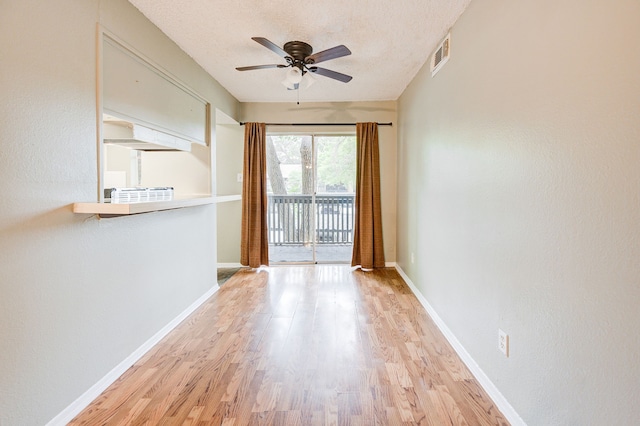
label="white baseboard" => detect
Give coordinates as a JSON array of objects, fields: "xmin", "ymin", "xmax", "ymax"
[
  {"xmin": 222, "ymin": 263, "xmax": 396, "ymax": 268},
  {"xmin": 47, "ymin": 284, "xmax": 220, "ymax": 426},
  {"xmin": 217, "ymin": 262, "xmax": 243, "ymax": 268},
  {"xmin": 394, "ymin": 265, "xmax": 526, "ymax": 426}
]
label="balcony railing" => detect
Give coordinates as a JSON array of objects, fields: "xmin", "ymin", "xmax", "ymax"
[{"xmin": 267, "ymin": 194, "xmax": 355, "ymax": 245}]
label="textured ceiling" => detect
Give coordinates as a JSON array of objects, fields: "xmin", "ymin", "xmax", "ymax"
[{"xmin": 127, "ymin": 0, "xmax": 471, "ymax": 103}]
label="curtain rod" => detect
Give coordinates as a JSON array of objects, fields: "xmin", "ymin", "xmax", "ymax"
[{"xmin": 238, "ymin": 122, "xmax": 393, "ymax": 127}]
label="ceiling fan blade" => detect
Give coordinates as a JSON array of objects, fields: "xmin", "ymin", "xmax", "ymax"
[
  {"xmin": 305, "ymin": 45, "xmax": 351, "ymax": 64},
  {"xmin": 308, "ymin": 66, "xmax": 352, "ymax": 83},
  {"xmin": 236, "ymin": 64, "xmax": 287, "ymax": 71},
  {"xmin": 251, "ymin": 37, "xmax": 289, "ymax": 58}
]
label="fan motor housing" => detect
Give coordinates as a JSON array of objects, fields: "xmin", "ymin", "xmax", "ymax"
[{"xmin": 284, "ymin": 41, "xmax": 313, "ymax": 62}]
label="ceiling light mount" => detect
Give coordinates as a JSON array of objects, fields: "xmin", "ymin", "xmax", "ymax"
[{"xmin": 283, "ymin": 41, "xmax": 313, "ymax": 63}]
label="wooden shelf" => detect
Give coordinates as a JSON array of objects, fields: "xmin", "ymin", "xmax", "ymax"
[{"xmin": 73, "ymin": 196, "xmax": 215, "ymax": 218}]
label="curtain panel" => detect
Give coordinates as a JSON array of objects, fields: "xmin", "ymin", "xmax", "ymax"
[
  {"xmin": 240, "ymin": 122, "xmax": 269, "ymax": 268},
  {"xmin": 351, "ymin": 122, "xmax": 385, "ymax": 269}
]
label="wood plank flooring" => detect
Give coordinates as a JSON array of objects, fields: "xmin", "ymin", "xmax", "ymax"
[{"xmin": 70, "ymin": 266, "xmax": 509, "ymax": 425}]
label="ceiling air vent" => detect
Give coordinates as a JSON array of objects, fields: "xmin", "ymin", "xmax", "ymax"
[{"xmin": 430, "ymin": 33, "xmax": 451, "ymax": 77}]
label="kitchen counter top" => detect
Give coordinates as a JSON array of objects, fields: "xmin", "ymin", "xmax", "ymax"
[{"xmin": 73, "ymin": 196, "xmax": 215, "ymax": 218}]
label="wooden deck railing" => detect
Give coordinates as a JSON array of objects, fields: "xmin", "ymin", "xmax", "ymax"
[{"xmin": 267, "ymin": 194, "xmax": 355, "ymax": 245}]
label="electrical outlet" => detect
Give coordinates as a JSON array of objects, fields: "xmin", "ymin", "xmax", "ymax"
[
  {"xmin": 498, "ymin": 329, "xmax": 509, "ymax": 357},
  {"xmin": 411, "ymin": 252, "xmax": 415, "ymax": 264},
  {"xmin": 237, "ymin": 173, "xmax": 243, "ymax": 183}
]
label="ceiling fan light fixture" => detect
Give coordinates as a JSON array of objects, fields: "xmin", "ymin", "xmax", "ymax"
[
  {"xmin": 237, "ymin": 38, "xmax": 353, "ymax": 91},
  {"xmin": 286, "ymin": 67, "xmax": 303, "ymax": 84},
  {"xmin": 301, "ymin": 71, "xmax": 316, "ymax": 89},
  {"xmin": 281, "ymin": 78, "xmax": 296, "ymax": 90}
]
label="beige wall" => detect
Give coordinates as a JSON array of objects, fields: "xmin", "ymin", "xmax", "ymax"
[
  {"xmin": 142, "ymin": 143, "xmax": 212, "ymax": 196},
  {"xmin": 241, "ymin": 101, "xmax": 398, "ymax": 263},
  {"xmin": 215, "ymin": 124, "xmax": 243, "ymax": 197},
  {"xmin": 0, "ymin": 0, "xmax": 239, "ymax": 424},
  {"xmin": 397, "ymin": 0, "xmax": 640, "ymax": 424},
  {"xmin": 215, "ymin": 118, "xmax": 244, "ymax": 264}
]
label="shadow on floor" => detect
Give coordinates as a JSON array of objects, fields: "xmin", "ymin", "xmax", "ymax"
[{"xmin": 217, "ymin": 267, "xmax": 244, "ymax": 285}]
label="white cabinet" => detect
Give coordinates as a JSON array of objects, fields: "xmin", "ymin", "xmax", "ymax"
[{"xmin": 102, "ymin": 35, "xmax": 209, "ymax": 146}]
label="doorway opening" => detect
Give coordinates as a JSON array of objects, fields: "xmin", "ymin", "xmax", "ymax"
[{"xmin": 266, "ymin": 134, "xmax": 356, "ymax": 264}]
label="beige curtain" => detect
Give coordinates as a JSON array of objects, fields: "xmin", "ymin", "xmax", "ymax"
[
  {"xmin": 351, "ymin": 122, "xmax": 385, "ymax": 269},
  {"xmin": 240, "ymin": 123, "xmax": 269, "ymax": 268}
]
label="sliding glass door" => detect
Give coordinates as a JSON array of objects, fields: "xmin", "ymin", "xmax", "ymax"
[{"xmin": 266, "ymin": 134, "xmax": 355, "ymax": 264}]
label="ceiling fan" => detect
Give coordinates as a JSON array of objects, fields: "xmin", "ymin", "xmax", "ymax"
[{"xmin": 236, "ymin": 37, "xmax": 352, "ymax": 90}]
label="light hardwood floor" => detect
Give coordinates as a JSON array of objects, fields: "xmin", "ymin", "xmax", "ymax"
[{"xmin": 70, "ymin": 266, "xmax": 509, "ymax": 425}]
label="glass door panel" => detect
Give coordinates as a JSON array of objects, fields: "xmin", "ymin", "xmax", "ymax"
[
  {"xmin": 266, "ymin": 135, "xmax": 314, "ymax": 263},
  {"xmin": 314, "ymin": 136, "xmax": 356, "ymax": 263},
  {"xmin": 266, "ymin": 134, "xmax": 355, "ymax": 264}
]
